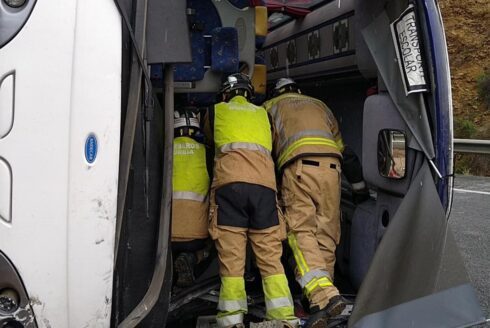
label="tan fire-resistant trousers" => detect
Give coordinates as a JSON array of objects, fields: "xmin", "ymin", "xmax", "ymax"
[
  {"xmin": 281, "ymin": 156, "xmax": 342, "ymax": 309},
  {"xmin": 213, "ymin": 224, "xmax": 285, "ymax": 277},
  {"xmin": 208, "ymin": 189, "xmax": 287, "ymax": 277}
]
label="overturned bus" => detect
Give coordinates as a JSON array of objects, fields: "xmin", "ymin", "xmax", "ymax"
[{"xmin": 0, "ymin": 0, "xmax": 487, "ymax": 327}]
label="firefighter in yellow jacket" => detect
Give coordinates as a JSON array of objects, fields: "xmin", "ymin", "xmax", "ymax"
[
  {"xmin": 263, "ymin": 78, "xmax": 368, "ymax": 328},
  {"xmin": 172, "ymin": 108, "xmax": 210, "ymax": 287},
  {"xmin": 204, "ymin": 73, "xmax": 298, "ymax": 328}
]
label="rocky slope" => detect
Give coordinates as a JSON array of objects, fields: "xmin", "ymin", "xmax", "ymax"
[{"xmin": 438, "ymin": 0, "xmax": 489, "ymax": 137}]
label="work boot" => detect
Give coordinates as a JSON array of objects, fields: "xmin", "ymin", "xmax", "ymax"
[
  {"xmin": 250, "ymin": 320, "xmax": 299, "ymax": 328},
  {"xmin": 324, "ymin": 295, "xmax": 346, "ymax": 318},
  {"xmin": 305, "ymin": 295, "xmax": 346, "ymax": 328},
  {"xmin": 174, "ymin": 252, "xmax": 197, "ymax": 287},
  {"xmin": 305, "ymin": 309, "xmax": 327, "ymax": 328},
  {"xmin": 225, "ymin": 324, "xmax": 245, "ymax": 328}
]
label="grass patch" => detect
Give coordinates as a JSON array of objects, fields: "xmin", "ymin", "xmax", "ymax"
[
  {"xmin": 454, "ymin": 118, "xmax": 477, "ymax": 138},
  {"xmin": 455, "ymin": 153, "xmax": 490, "ymax": 177},
  {"xmin": 477, "ymin": 70, "xmax": 490, "ymax": 110}
]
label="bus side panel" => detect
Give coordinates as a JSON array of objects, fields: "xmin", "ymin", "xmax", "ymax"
[
  {"xmin": 0, "ymin": 0, "xmax": 121, "ymax": 327},
  {"xmin": 0, "ymin": 1, "xmax": 78, "ymax": 326},
  {"xmin": 66, "ymin": 0, "xmax": 121, "ymax": 327}
]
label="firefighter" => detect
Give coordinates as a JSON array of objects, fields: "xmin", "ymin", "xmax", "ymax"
[
  {"xmin": 263, "ymin": 78, "xmax": 368, "ymax": 328},
  {"xmin": 204, "ymin": 73, "xmax": 298, "ymax": 328},
  {"xmin": 172, "ymin": 107, "xmax": 210, "ymax": 288}
]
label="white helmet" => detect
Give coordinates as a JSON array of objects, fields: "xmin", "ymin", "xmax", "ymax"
[
  {"xmin": 273, "ymin": 77, "xmax": 299, "ymax": 97},
  {"xmin": 174, "ymin": 108, "xmax": 200, "ymax": 132}
]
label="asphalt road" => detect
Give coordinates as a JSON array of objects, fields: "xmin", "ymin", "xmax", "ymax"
[{"xmin": 449, "ymin": 175, "xmax": 490, "ymax": 319}]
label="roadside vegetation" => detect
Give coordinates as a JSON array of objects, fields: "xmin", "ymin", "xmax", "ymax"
[
  {"xmin": 439, "ymin": 0, "xmax": 490, "ymax": 176},
  {"xmin": 453, "ymin": 117, "xmax": 489, "ymax": 176},
  {"xmin": 477, "ymin": 70, "xmax": 490, "ymax": 110}
]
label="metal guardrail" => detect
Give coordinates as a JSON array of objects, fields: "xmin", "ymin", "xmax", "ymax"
[{"xmin": 453, "ymin": 139, "xmax": 490, "ymax": 155}]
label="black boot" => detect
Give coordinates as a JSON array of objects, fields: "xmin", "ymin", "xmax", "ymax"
[
  {"xmin": 174, "ymin": 252, "xmax": 197, "ymax": 287},
  {"xmin": 305, "ymin": 308, "xmax": 327, "ymax": 328},
  {"xmin": 324, "ymin": 295, "xmax": 346, "ymax": 318},
  {"xmin": 305, "ymin": 296, "xmax": 347, "ymax": 328}
]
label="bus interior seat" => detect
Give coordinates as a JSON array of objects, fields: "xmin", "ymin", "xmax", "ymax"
[
  {"xmin": 349, "ymin": 198, "xmax": 377, "ymax": 290},
  {"xmin": 362, "ymin": 92, "xmax": 418, "ymax": 194},
  {"xmin": 173, "ymin": 0, "xmax": 222, "ymax": 95},
  {"xmin": 210, "ymin": 27, "xmax": 239, "ymax": 74},
  {"xmin": 179, "ymin": 26, "xmax": 239, "ymax": 106},
  {"xmin": 173, "ymin": 31, "xmax": 206, "ymax": 82},
  {"xmin": 349, "ymin": 91, "xmax": 424, "ymax": 290},
  {"xmin": 224, "ymin": 0, "xmax": 267, "ymax": 34},
  {"xmin": 151, "ymin": 0, "xmax": 264, "ymax": 108}
]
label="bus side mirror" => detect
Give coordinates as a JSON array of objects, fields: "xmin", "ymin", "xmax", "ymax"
[{"xmin": 377, "ymin": 129, "xmax": 407, "ymax": 179}]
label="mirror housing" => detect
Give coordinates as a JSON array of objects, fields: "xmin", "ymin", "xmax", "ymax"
[{"xmin": 377, "ymin": 129, "xmax": 407, "ymax": 179}]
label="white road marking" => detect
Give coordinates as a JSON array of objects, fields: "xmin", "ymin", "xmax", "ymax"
[{"xmin": 453, "ymin": 188, "xmax": 490, "ymax": 195}]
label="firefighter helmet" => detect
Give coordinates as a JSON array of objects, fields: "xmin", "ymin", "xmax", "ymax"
[
  {"xmin": 220, "ymin": 73, "xmax": 254, "ymax": 99},
  {"xmin": 174, "ymin": 107, "xmax": 200, "ymax": 136},
  {"xmin": 272, "ymin": 77, "xmax": 300, "ymax": 97}
]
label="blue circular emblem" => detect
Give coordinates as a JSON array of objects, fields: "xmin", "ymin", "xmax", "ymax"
[{"xmin": 85, "ymin": 134, "xmax": 98, "ymax": 164}]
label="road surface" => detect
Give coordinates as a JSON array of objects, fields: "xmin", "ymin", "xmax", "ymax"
[{"xmin": 449, "ymin": 175, "xmax": 490, "ymax": 319}]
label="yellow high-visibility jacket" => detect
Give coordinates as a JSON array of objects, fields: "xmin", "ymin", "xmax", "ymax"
[{"xmin": 172, "ymin": 136, "xmax": 210, "ymax": 241}]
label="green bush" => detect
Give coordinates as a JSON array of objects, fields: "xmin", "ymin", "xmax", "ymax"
[
  {"xmin": 477, "ymin": 70, "xmax": 490, "ymax": 109},
  {"xmin": 455, "ymin": 154, "xmax": 490, "ymax": 177},
  {"xmin": 454, "ymin": 118, "xmax": 477, "ymax": 138}
]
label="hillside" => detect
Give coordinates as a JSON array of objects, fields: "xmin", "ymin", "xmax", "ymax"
[
  {"xmin": 439, "ymin": 0, "xmax": 490, "ymax": 137},
  {"xmin": 438, "ymin": 0, "xmax": 490, "ymax": 176}
]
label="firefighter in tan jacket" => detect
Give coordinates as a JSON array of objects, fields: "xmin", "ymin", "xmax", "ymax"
[
  {"xmin": 172, "ymin": 108, "xmax": 210, "ymax": 287},
  {"xmin": 204, "ymin": 73, "xmax": 298, "ymax": 328},
  {"xmin": 263, "ymin": 78, "xmax": 367, "ymax": 328}
]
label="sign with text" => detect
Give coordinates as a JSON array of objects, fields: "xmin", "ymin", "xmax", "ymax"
[{"xmin": 391, "ymin": 5, "xmax": 428, "ymax": 95}]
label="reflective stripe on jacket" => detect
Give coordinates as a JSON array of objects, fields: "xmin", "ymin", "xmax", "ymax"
[
  {"xmin": 172, "ymin": 137, "xmax": 210, "ymax": 240},
  {"xmin": 263, "ymin": 93, "xmax": 344, "ymax": 170}
]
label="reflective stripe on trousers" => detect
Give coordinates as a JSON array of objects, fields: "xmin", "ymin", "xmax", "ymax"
[
  {"xmin": 218, "ymin": 299, "xmax": 248, "ymax": 312},
  {"xmin": 216, "ymin": 313, "xmax": 244, "ymax": 327},
  {"xmin": 172, "ymin": 191, "xmax": 207, "ymax": 202},
  {"xmin": 218, "ymin": 142, "xmax": 271, "ymax": 156},
  {"xmin": 262, "ymin": 274, "xmax": 296, "ymax": 321},
  {"xmin": 303, "ymin": 276, "xmax": 333, "ymax": 298},
  {"xmin": 288, "ymin": 233, "xmax": 334, "ymax": 297},
  {"xmin": 217, "ymin": 277, "xmax": 247, "ymax": 327}
]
